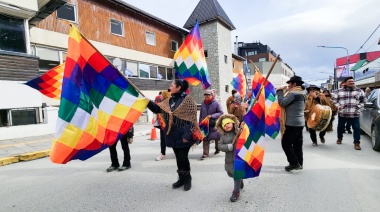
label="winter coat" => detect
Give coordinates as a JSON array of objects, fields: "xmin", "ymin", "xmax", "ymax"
[
  {"xmin": 226, "ymin": 96, "xmax": 235, "ymax": 114},
  {"xmin": 229, "ymin": 103, "xmax": 246, "ymax": 124},
  {"xmin": 199, "ymin": 99, "xmax": 223, "ymax": 141},
  {"xmin": 216, "ymin": 114, "xmax": 240, "ymax": 178},
  {"xmin": 147, "ymin": 92, "xmax": 196, "ymax": 148}
]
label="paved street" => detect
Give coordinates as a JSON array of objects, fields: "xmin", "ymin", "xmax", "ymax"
[{"xmin": 1, "ymin": 126, "xmax": 380, "ymax": 212}]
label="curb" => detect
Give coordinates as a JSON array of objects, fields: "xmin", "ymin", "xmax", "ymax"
[
  {"xmin": 0, "ymin": 130, "xmax": 152, "ymax": 167},
  {"xmin": 0, "ymin": 149, "xmax": 51, "ymax": 167}
]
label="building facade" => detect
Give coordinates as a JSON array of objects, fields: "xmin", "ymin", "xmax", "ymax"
[{"xmin": 237, "ymin": 41, "xmax": 294, "ymax": 88}]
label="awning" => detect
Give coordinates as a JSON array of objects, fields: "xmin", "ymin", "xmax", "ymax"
[{"xmin": 350, "ymin": 59, "xmax": 367, "ymax": 71}]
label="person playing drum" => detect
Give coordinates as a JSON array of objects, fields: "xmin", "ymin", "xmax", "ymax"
[{"xmin": 304, "ymin": 85, "xmax": 333, "ymax": 146}]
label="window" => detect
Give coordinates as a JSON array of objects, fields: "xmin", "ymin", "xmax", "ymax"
[
  {"xmin": 167, "ymin": 68, "xmax": 174, "ymax": 80},
  {"xmin": 259, "ymin": 57, "xmax": 266, "ymax": 62},
  {"xmin": 224, "ymin": 55, "xmax": 227, "ymax": 64},
  {"xmin": 204, "ymin": 50, "xmax": 208, "ymax": 58},
  {"xmin": 139, "ymin": 63, "xmax": 150, "ymax": 78},
  {"xmin": 158, "ymin": 67, "xmax": 166, "ymax": 80},
  {"xmin": 146, "ymin": 31, "xmax": 156, "ymax": 46},
  {"xmin": 110, "ymin": 19, "xmax": 123, "ymax": 36},
  {"xmin": 150, "ymin": 66, "xmax": 158, "ymax": 79},
  {"xmin": 125, "ymin": 62, "xmax": 138, "ymax": 77},
  {"xmin": 232, "ymin": 62, "xmax": 235, "ymax": 68},
  {"xmin": 171, "ymin": 40, "xmax": 178, "ymax": 52},
  {"xmin": 225, "ymin": 85, "xmax": 229, "ymax": 93},
  {"xmin": 35, "ymin": 47, "xmax": 60, "ymax": 72},
  {"xmin": 56, "ymin": 4, "xmax": 77, "ymax": 22},
  {"xmin": 0, "ymin": 14, "xmax": 26, "ymax": 53}
]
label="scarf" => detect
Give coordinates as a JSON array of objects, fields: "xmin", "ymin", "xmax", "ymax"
[
  {"xmin": 203, "ymin": 97, "xmax": 214, "ymax": 105},
  {"xmin": 280, "ymin": 86, "xmax": 304, "ymax": 138},
  {"xmin": 157, "ymin": 94, "xmax": 200, "ymax": 136}
]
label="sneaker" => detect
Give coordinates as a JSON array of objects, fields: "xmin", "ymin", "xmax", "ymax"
[
  {"xmin": 230, "ymin": 190, "xmax": 240, "ymax": 202},
  {"xmin": 336, "ymin": 139, "xmax": 342, "ymax": 144},
  {"xmin": 200, "ymin": 155, "xmax": 209, "ymax": 160},
  {"xmin": 155, "ymin": 154, "xmax": 167, "ymax": 161},
  {"xmin": 285, "ymin": 163, "xmax": 302, "ymax": 171},
  {"xmin": 106, "ymin": 166, "xmax": 119, "ymax": 172},
  {"xmin": 118, "ymin": 165, "xmax": 131, "ymax": 171},
  {"xmin": 354, "ymin": 143, "xmax": 361, "ymax": 150},
  {"xmin": 214, "ymin": 150, "xmax": 220, "ymax": 155},
  {"xmin": 312, "ymin": 142, "xmax": 317, "ymax": 147},
  {"xmin": 320, "ymin": 137, "xmax": 325, "ymax": 143}
]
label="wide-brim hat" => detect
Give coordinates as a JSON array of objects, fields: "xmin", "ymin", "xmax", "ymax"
[
  {"xmin": 306, "ymin": 85, "xmax": 320, "ymax": 92},
  {"xmin": 204, "ymin": 90, "xmax": 213, "ymax": 95},
  {"xmin": 286, "ymin": 75, "xmax": 304, "ymax": 84}
]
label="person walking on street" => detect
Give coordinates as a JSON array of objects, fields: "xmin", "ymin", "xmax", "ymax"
[
  {"xmin": 107, "ymin": 126, "xmax": 134, "ymax": 172},
  {"xmin": 155, "ymin": 90, "xmax": 171, "ymax": 161},
  {"xmin": 276, "ymin": 76, "xmax": 306, "ymax": 171},
  {"xmin": 228, "ymin": 93, "xmax": 246, "ymax": 125},
  {"xmin": 199, "ymin": 89, "xmax": 223, "ymax": 160},
  {"xmin": 147, "ymin": 79, "xmax": 199, "ymax": 191},
  {"xmin": 332, "ymin": 77, "xmax": 366, "ymax": 150},
  {"xmin": 304, "ymin": 85, "xmax": 334, "ymax": 146},
  {"xmin": 322, "ymin": 90, "xmax": 337, "ymax": 132},
  {"xmin": 226, "ymin": 89, "xmax": 237, "ymax": 114},
  {"xmin": 216, "ymin": 114, "xmax": 244, "ymax": 202}
]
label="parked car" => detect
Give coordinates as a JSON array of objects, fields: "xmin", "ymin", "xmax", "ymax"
[{"xmin": 360, "ymin": 88, "xmax": 380, "ymax": 151}]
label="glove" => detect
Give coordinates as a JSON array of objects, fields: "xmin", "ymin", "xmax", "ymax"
[{"xmin": 227, "ymin": 144, "xmax": 233, "ymax": 151}]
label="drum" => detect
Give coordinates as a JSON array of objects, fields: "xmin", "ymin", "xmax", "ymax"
[{"xmin": 307, "ymin": 104, "xmax": 332, "ymax": 131}]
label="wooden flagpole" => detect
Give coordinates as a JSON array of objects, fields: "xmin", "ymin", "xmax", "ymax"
[
  {"xmin": 66, "ymin": 22, "xmax": 146, "ymax": 97},
  {"xmin": 249, "ymin": 60, "xmax": 260, "ymax": 73}
]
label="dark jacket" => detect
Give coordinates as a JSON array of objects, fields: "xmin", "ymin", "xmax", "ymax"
[
  {"xmin": 120, "ymin": 126, "xmax": 134, "ymax": 143},
  {"xmin": 147, "ymin": 92, "xmax": 196, "ymax": 148},
  {"xmin": 199, "ymin": 99, "xmax": 223, "ymax": 140}
]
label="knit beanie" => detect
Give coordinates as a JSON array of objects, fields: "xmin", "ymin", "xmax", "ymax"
[{"xmin": 222, "ymin": 118, "xmax": 235, "ymax": 128}]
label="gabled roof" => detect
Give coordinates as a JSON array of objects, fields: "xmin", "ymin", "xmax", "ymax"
[{"xmin": 184, "ymin": 0, "xmax": 235, "ymax": 30}]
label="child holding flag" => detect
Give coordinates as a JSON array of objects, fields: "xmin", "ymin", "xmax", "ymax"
[{"xmin": 216, "ymin": 114, "xmax": 244, "ymax": 202}]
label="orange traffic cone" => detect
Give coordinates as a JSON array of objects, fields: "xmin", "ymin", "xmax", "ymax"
[{"xmin": 149, "ymin": 117, "xmax": 158, "ymax": 140}]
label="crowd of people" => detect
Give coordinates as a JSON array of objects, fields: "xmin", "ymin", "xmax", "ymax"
[{"xmin": 104, "ymin": 75, "xmax": 368, "ymax": 202}]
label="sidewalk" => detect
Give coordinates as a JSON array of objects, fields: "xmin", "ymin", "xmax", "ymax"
[{"xmin": 0, "ymin": 122, "xmax": 153, "ymax": 166}]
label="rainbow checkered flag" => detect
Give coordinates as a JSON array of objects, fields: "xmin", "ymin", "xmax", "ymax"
[
  {"xmin": 50, "ymin": 25, "xmax": 148, "ymax": 164},
  {"xmin": 199, "ymin": 117, "xmax": 210, "ymax": 141},
  {"xmin": 234, "ymin": 71, "xmax": 280, "ymax": 179},
  {"xmin": 173, "ymin": 20, "xmax": 211, "ymax": 89},
  {"xmin": 25, "ymin": 63, "xmax": 64, "ymax": 99},
  {"xmin": 231, "ymin": 66, "xmax": 247, "ymax": 101}
]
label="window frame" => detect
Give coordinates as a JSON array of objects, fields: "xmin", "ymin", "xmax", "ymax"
[
  {"xmin": 56, "ymin": 3, "xmax": 78, "ymax": 23},
  {"xmin": 170, "ymin": 40, "xmax": 178, "ymax": 52},
  {"xmin": 145, "ymin": 31, "xmax": 156, "ymax": 46},
  {"xmin": 110, "ymin": 19, "xmax": 124, "ymax": 37}
]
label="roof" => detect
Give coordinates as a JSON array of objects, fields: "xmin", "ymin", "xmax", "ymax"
[
  {"xmin": 232, "ymin": 53, "xmax": 245, "ymax": 61},
  {"xmin": 184, "ymin": 0, "xmax": 235, "ymax": 30},
  {"xmin": 109, "ymin": 0, "xmax": 188, "ymax": 34}
]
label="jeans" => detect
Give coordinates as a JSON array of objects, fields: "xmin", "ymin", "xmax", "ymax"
[
  {"xmin": 173, "ymin": 147, "xmax": 191, "ymax": 171},
  {"xmin": 109, "ymin": 137, "xmax": 131, "ymax": 167},
  {"xmin": 337, "ymin": 116, "xmax": 360, "ymax": 143},
  {"xmin": 281, "ymin": 125, "xmax": 304, "ymax": 166}
]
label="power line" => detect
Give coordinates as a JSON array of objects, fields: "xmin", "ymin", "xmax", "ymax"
[{"xmin": 353, "ymin": 23, "xmax": 380, "ymax": 54}]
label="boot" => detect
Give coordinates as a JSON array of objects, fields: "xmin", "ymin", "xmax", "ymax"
[
  {"xmin": 172, "ymin": 170, "xmax": 185, "ymax": 189},
  {"xmin": 182, "ymin": 171, "xmax": 192, "ymax": 191},
  {"xmin": 230, "ymin": 190, "xmax": 240, "ymax": 202}
]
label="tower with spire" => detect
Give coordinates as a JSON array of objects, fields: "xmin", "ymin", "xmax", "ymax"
[{"xmin": 184, "ymin": 0, "xmax": 235, "ymax": 111}]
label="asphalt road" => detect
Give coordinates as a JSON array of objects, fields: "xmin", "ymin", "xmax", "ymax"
[{"xmin": 1, "ymin": 128, "xmax": 379, "ymax": 212}]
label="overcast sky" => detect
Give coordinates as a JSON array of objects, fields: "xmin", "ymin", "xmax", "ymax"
[{"xmin": 124, "ymin": 0, "xmax": 380, "ymax": 85}]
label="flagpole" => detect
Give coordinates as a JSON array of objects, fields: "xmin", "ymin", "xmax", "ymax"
[
  {"xmin": 249, "ymin": 60, "xmax": 260, "ymax": 73},
  {"xmin": 66, "ymin": 22, "xmax": 146, "ymax": 97},
  {"xmin": 250, "ymin": 54, "xmax": 280, "ymax": 106}
]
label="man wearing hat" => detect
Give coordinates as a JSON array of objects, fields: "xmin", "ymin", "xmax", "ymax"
[
  {"xmin": 304, "ymin": 85, "xmax": 332, "ymax": 146},
  {"xmin": 332, "ymin": 77, "xmax": 366, "ymax": 150},
  {"xmin": 276, "ymin": 76, "xmax": 306, "ymax": 171}
]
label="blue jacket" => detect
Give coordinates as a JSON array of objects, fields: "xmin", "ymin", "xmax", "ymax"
[{"xmin": 147, "ymin": 92, "xmax": 196, "ymax": 148}]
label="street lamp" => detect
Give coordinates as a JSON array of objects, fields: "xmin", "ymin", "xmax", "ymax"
[{"xmin": 317, "ymin": 45, "xmax": 350, "ymax": 90}]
